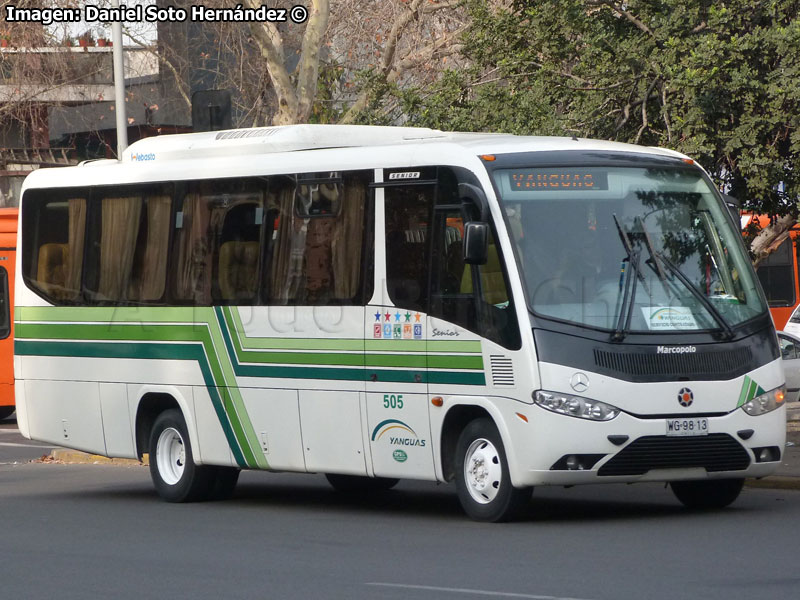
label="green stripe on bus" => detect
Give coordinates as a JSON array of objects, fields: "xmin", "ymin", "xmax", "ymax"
[
  {"xmin": 16, "ymin": 318, "xmax": 265, "ymax": 469},
  {"xmin": 364, "ymin": 339, "xmax": 482, "ymax": 353},
  {"xmin": 14, "ymin": 338, "xmax": 249, "ymax": 468}
]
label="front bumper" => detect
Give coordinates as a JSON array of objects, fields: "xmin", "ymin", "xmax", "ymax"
[{"xmin": 508, "ymin": 403, "xmax": 786, "ymax": 487}]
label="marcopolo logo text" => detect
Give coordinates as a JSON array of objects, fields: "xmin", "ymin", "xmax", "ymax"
[{"xmin": 656, "ymin": 345, "xmax": 697, "ymax": 354}]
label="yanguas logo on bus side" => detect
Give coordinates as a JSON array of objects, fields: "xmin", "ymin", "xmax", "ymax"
[{"xmin": 371, "ymin": 419, "xmax": 426, "ymax": 447}]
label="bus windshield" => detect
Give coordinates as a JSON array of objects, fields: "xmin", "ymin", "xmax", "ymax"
[{"xmin": 493, "ymin": 165, "xmax": 766, "ymax": 335}]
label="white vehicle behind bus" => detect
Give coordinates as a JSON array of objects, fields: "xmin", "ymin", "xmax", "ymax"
[{"xmin": 14, "ymin": 125, "xmax": 786, "ymax": 521}]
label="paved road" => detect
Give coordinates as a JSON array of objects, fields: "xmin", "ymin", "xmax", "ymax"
[
  {"xmin": 0, "ymin": 414, "xmax": 59, "ymax": 463},
  {"xmin": 2, "ymin": 433, "xmax": 800, "ymax": 600}
]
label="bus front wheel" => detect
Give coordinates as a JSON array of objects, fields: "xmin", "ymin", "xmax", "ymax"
[
  {"xmin": 149, "ymin": 409, "xmax": 215, "ymax": 502},
  {"xmin": 454, "ymin": 418, "xmax": 531, "ymax": 522},
  {"xmin": 670, "ymin": 478, "xmax": 744, "ymax": 509}
]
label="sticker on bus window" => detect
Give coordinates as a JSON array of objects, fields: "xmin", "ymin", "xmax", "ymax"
[{"xmin": 642, "ymin": 306, "xmax": 698, "ymax": 330}]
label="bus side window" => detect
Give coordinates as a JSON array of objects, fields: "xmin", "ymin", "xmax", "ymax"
[
  {"xmin": 85, "ymin": 186, "xmax": 171, "ymax": 304},
  {"xmin": 264, "ymin": 171, "xmax": 371, "ymax": 305},
  {"xmin": 22, "ymin": 193, "xmax": 87, "ymax": 303},
  {"xmin": 430, "ymin": 209, "xmax": 520, "ymax": 349},
  {"xmin": 384, "ymin": 186, "xmax": 434, "ymax": 313},
  {"xmin": 172, "ymin": 179, "xmax": 266, "ymax": 306}
]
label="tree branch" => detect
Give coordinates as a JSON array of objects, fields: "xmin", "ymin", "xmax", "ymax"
[
  {"xmin": 245, "ymin": 0, "xmax": 297, "ymax": 124},
  {"xmin": 296, "ymin": 0, "xmax": 330, "ymax": 122}
]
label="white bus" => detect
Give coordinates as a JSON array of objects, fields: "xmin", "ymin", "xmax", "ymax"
[{"xmin": 14, "ymin": 125, "xmax": 786, "ymax": 521}]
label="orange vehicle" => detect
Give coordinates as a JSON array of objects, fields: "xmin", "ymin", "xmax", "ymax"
[
  {"xmin": 0, "ymin": 208, "xmax": 16, "ymax": 420},
  {"xmin": 745, "ymin": 214, "xmax": 800, "ymax": 330}
]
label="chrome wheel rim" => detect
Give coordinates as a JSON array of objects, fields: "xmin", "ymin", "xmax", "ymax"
[
  {"xmin": 156, "ymin": 427, "xmax": 185, "ymax": 485},
  {"xmin": 464, "ymin": 437, "xmax": 502, "ymax": 504}
]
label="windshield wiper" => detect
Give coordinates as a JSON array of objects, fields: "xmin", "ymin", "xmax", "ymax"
[
  {"xmin": 613, "ymin": 214, "xmax": 649, "ymax": 294},
  {"xmin": 654, "ymin": 250, "xmax": 735, "ymax": 340},
  {"xmin": 635, "ymin": 216, "xmax": 669, "ymax": 296},
  {"xmin": 612, "ymin": 247, "xmax": 642, "ymax": 341}
]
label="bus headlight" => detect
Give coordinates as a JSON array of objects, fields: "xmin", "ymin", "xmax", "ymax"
[
  {"xmin": 534, "ymin": 390, "xmax": 620, "ymax": 421},
  {"xmin": 741, "ymin": 385, "xmax": 786, "ymax": 416}
]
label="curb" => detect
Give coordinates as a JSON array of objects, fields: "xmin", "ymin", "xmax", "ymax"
[
  {"xmin": 49, "ymin": 449, "xmax": 148, "ymax": 466},
  {"xmin": 745, "ymin": 476, "xmax": 800, "ymax": 491}
]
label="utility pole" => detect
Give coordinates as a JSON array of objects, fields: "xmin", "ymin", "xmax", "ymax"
[{"xmin": 111, "ymin": 0, "xmax": 128, "ymax": 160}]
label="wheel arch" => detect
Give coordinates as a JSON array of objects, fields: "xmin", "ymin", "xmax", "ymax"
[
  {"xmin": 133, "ymin": 386, "xmax": 196, "ymax": 462},
  {"xmin": 438, "ymin": 399, "xmax": 519, "ymax": 485}
]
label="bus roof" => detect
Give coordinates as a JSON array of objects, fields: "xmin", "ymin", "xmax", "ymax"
[
  {"xmin": 20, "ymin": 125, "xmax": 693, "ymax": 190},
  {"xmin": 117, "ymin": 124, "xmax": 687, "ymax": 163}
]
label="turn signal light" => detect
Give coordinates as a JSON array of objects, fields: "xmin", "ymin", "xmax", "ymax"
[{"xmin": 431, "ymin": 396, "xmax": 444, "ymax": 407}]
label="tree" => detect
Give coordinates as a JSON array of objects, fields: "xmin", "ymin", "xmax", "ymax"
[
  {"xmin": 399, "ymin": 0, "xmax": 800, "ymax": 261},
  {"xmin": 149, "ymin": 0, "xmax": 466, "ymax": 127}
]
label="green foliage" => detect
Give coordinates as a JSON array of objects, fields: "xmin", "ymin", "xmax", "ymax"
[{"xmin": 399, "ymin": 0, "xmax": 800, "ymax": 216}]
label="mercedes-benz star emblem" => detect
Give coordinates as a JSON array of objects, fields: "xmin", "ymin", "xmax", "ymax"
[{"xmin": 570, "ymin": 372, "xmax": 589, "ymax": 393}]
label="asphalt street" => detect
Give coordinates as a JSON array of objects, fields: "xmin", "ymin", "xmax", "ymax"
[{"xmin": 3, "ymin": 412, "xmax": 800, "ymax": 600}]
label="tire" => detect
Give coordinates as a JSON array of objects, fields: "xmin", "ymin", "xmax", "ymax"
[
  {"xmin": 0, "ymin": 406, "xmax": 14, "ymax": 420},
  {"xmin": 670, "ymin": 478, "xmax": 744, "ymax": 509},
  {"xmin": 210, "ymin": 467, "xmax": 240, "ymax": 501},
  {"xmin": 325, "ymin": 473, "xmax": 399, "ymax": 493},
  {"xmin": 455, "ymin": 418, "xmax": 532, "ymax": 522},
  {"xmin": 149, "ymin": 409, "xmax": 215, "ymax": 502}
]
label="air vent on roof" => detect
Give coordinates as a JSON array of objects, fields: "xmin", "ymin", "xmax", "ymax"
[
  {"xmin": 215, "ymin": 128, "xmax": 279, "ymax": 140},
  {"xmin": 490, "ymin": 355, "xmax": 515, "ymax": 387}
]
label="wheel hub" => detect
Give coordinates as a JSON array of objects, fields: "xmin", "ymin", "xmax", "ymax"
[
  {"xmin": 464, "ymin": 438, "xmax": 502, "ymax": 504},
  {"xmin": 156, "ymin": 427, "xmax": 186, "ymax": 486}
]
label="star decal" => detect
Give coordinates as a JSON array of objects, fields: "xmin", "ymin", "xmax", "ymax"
[
  {"xmin": 414, "ymin": 313, "xmax": 421, "ymax": 322},
  {"xmin": 394, "ymin": 311, "xmax": 402, "ymax": 322},
  {"xmin": 384, "ymin": 312, "xmax": 391, "ymax": 321},
  {"xmin": 374, "ymin": 311, "xmax": 381, "ymax": 321},
  {"xmin": 404, "ymin": 312, "xmax": 411, "ymax": 322}
]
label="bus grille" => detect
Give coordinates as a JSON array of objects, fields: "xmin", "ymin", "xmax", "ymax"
[
  {"xmin": 593, "ymin": 347, "xmax": 752, "ymax": 378},
  {"xmin": 597, "ymin": 434, "xmax": 751, "ymax": 476}
]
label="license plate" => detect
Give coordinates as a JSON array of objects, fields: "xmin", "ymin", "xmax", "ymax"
[{"xmin": 665, "ymin": 417, "xmax": 709, "ymax": 437}]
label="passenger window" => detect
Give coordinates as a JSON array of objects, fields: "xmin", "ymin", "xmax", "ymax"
[
  {"xmin": 22, "ymin": 192, "xmax": 87, "ymax": 303},
  {"xmin": 173, "ymin": 178, "xmax": 266, "ymax": 305},
  {"xmin": 85, "ymin": 185, "xmax": 171, "ymax": 303},
  {"xmin": 384, "ymin": 186, "xmax": 434, "ymax": 313},
  {"xmin": 265, "ymin": 171, "xmax": 371, "ymax": 305}
]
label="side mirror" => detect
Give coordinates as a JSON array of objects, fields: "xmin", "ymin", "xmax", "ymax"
[
  {"xmin": 464, "ymin": 221, "xmax": 489, "ymax": 265},
  {"xmin": 458, "ymin": 183, "xmax": 490, "ymax": 222}
]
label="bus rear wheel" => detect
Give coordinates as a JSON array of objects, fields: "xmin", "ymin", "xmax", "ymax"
[
  {"xmin": 0, "ymin": 406, "xmax": 14, "ymax": 420},
  {"xmin": 149, "ymin": 409, "xmax": 215, "ymax": 502},
  {"xmin": 670, "ymin": 478, "xmax": 744, "ymax": 509},
  {"xmin": 455, "ymin": 418, "xmax": 531, "ymax": 522}
]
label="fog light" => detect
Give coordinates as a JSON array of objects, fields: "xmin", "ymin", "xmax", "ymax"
[
  {"xmin": 549, "ymin": 454, "xmax": 606, "ymax": 471},
  {"xmin": 753, "ymin": 446, "xmax": 781, "ymax": 463}
]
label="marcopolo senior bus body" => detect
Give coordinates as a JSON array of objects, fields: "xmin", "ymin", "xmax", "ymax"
[{"xmin": 14, "ymin": 125, "xmax": 786, "ymax": 521}]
